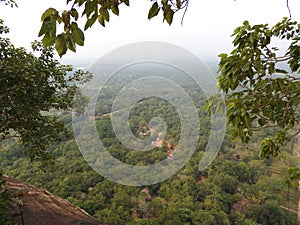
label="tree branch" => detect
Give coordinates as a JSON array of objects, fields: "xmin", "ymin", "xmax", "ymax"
[
  {"xmin": 181, "ymin": 0, "xmax": 189, "ymax": 25},
  {"xmin": 287, "ymin": 0, "xmax": 292, "ymax": 18},
  {"xmin": 280, "ymin": 205, "xmax": 298, "ymax": 214},
  {"xmin": 261, "ymin": 54, "xmax": 292, "ymax": 63},
  {"xmin": 287, "ymin": 128, "xmax": 300, "ymax": 143},
  {"xmin": 70, "ymin": 0, "xmax": 77, "ymax": 11}
]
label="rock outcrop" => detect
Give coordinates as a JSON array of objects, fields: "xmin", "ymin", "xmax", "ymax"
[{"xmin": 5, "ymin": 176, "xmax": 103, "ymax": 225}]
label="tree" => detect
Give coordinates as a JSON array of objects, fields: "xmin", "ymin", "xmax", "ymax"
[
  {"xmin": 38, "ymin": 0, "xmax": 189, "ymax": 56},
  {"xmin": 245, "ymin": 200, "xmax": 299, "ymax": 225},
  {"xmin": 0, "ymin": 19, "xmax": 92, "ymax": 163},
  {"xmin": 37, "ymin": 0, "xmax": 300, "ymax": 163},
  {"xmin": 207, "ymin": 17, "xmax": 300, "ymax": 160},
  {"xmin": 204, "ymin": 18, "xmax": 300, "ymax": 221},
  {"xmin": 0, "ymin": 9, "xmax": 91, "ymax": 222}
]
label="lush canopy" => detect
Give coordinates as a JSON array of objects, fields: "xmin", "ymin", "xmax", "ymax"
[
  {"xmin": 207, "ymin": 18, "xmax": 300, "ymax": 159},
  {"xmin": 204, "ymin": 17, "xmax": 300, "ymax": 183},
  {"xmin": 0, "ymin": 19, "xmax": 92, "ymax": 163},
  {"xmin": 1, "ymin": 0, "xmax": 300, "ymax": 223}
]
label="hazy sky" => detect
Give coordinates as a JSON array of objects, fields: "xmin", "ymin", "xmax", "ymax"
[{"xmin": 1, "ymin": 0, "xmax": 300, "ymax": 67}]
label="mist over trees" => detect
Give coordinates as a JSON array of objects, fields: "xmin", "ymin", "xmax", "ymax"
[{"xmin": 1, "ymin": 0, "xmax": 300, "ymax": 224}]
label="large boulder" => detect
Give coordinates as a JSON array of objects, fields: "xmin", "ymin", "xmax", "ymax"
[{"xmin": 5, "ymin": 176, "xmax": 103, "ymax": 225}]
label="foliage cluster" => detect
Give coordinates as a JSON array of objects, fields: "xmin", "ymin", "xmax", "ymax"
[
  {"xmin": 38, "ymin": 0, "xmax": 189, "ymax": 56},
  {"xmin": 207, "ymin": 18, "xmax": 300, "ymax": 162},
  {"xmin": 0, "ymin": 18, "xmax": 91, "ymax": 223},
  {"xmin": 0, "ymin": 19, "xmax": 92, "ymax": 163},
  {"xmin": 1, "ymin": 76, "xmax": 300, "ymax": 224}
]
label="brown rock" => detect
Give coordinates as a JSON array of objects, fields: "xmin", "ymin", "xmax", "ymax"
[{"xmin": 4, "ymin": 176, "xmax": 104, "ymax": 225}]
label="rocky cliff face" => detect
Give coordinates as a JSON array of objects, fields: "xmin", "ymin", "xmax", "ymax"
[{"xmin": 5, "ymin": 176, "xmax": 103, "ymax": 225}]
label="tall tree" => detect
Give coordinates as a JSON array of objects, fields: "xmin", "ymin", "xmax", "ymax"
[
  {"xmin": 0, "ymin": 5, "xmax": 92, "ymax": 221},
  {"xmin": 205, "ymin": 17, "xmax": 300, "ymax": 220},
  {"xmin": 0, "ymin": 19, "xmax": 92, "ymax": 163},
  {"xmin": 208, "ymin": 17, "xmax": 300, "ymax": 159}
]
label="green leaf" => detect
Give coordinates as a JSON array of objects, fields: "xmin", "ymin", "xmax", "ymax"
[
  {"xmin": 84, "ymin": 13, "xmax": 98, "ymax": 30},
  {"xmin": 148, "ymin": 2, "xmax": 160, "ymax": 20},
  {"xmin": 72, "ymin": 28, "xmax": 85, "ymax": 46},
  {"xmin": 99, "ymin": 7, "xmax": 109, "ymax": 23},
  {"xmin": 42, "ymin": 34, "xmax": 55, "ymax": 46},
  {"xmin": 122, "ymin": 0, "xmax": 129, "ymax": 6},
  {"xmin": 39, "ymin": 21, "xmax": 57, "ymax": 46},
  {"xmin": 83, "ymin": 0, "xmax": 96, "ymax": 18},
  {"xmin": 38, "ymin": 21, "xmax": 48, "ymax": 37},
  {"xmin": 259, "ymin": 137, "xmax": 280, "ymax": 158},
  {"xmin": 243, "ymin": 20, "xmax": 250, "ymax": 26},
  {"xmin": 41, "ymin": 8, "xmax": 58, "ymax": 21},
  {"xmin": 55, "ymin": 34, "xmax": 67, "ymax": 57},
  {"xmin": 66, "ymin": 34, "xmax": 76, "ymax": 52},
  {"xmin": 104, "ymin": 8, "xmax": 110, "ymax": 22},
  {"xmin": 243, "ymin": 113, "xmax": 251, "ymax": 127},
  {"xmin": 62, "ymin": 10, "xmax": 70, "ymax": 25},
  {"xmin": 111, "ymin": 4, "xmax": 119, "ymax": 16},
  {"xmin": 98, "ymin": 14, "xmax": 105, "ymax": 27},
  {"xmin": 71, "ymin": 8, "xmax": 79, "ymax": 20},
  {"xmin": 70, "ymin": 22, "xmax": 78, "ymax": 30},
  {"xmin": 163, "ymin": 5, "xmax": 174, "ymax": 25},
  {"xmin": 57, "ymin": 15, "xmax": 62, "ymax": 24}
]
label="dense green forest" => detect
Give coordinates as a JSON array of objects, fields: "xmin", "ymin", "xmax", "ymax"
[
  {"xmin": 1, "ymin": 68, "xmax": 300, "ymax": 225},
  {"xmin": 1, "ymin": 1, "xmax": 300, "ymax": 224}
]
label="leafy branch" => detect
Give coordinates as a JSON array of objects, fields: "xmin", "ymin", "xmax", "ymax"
[
  {"xmin": 206, "ymin": 17, "xmax": 300, "ymax": 159},
  {"xmin": 38, "ymin": 0, "xmax": 189, "ymax": 57}
]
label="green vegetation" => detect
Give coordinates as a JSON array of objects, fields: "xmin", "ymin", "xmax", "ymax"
[
  {"xmin": 0, "ymin": 19, "xmax": 92, "ymax": 163},
  {"xmin": 1, "ymin": 72, "xmax": 300, "ymax": 224},
  {"xmin": 1, "ymin": 1, "xmax": 300, "ymax": 224},
  {"xmin": 38, "ymin": 0, "xmax": 189, "ymax": 56},
  {"xmin": 206, "ymin": 17, "xmax": 300, "ymax": 179},
  {"xmin": 2, "ymin": 130, "xmax": 300, "ymax": 224},
  {"xmin": 0, "ymin": 16, "xmax": 91, "ymax": 224}
]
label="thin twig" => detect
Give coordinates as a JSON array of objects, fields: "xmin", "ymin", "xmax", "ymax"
[
  {"xmin": 280, "ymin": 205, "xmax": 298, "ymax": 214},
  {"xmin": 249, "ymin": 124, "xmax": 278, "ymax": 132},
  {"xmin": 287, "ymin": 129, "xmax": 300, "ymax": 143},
  {"xmin": 287, "ymin": 0, "xmax": 292, "ymax": 18},
  {"xmin": 70, "ymin": 0, "xmax": 76, "ymax": 11},
  {"xmin": 181, "ymin": 0, "xmax": 189, "ymax": 25}
]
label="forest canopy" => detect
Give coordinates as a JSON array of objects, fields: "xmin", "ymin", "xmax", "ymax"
[{"xmin": 1, "ymin": 1, "xmax": 300, "ymax": 224}]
